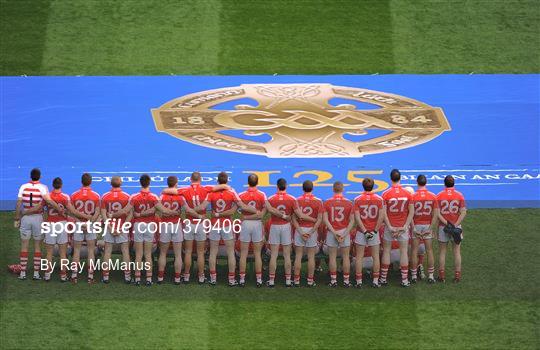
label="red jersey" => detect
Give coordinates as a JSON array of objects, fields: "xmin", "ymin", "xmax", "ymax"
[
  {"xmin": 130, "ymin": 190, "xmax": 160, "ymax": 223},
  {"xmin": 205, "ymin": 189, "xmax": 239, "ymax": 225},
  {"xmin": 47, "ymin": 190, "xmax": 70, "ymax": 222},
  {"xmin": 296, "ymin": 193, "xmax": 323, "ymax": 228},
  {"xmin": 436, "ymin": 188, "xmax": 466, "ymax": 225},
  {"xmin": 238, "ymin": 187, "xmax": 267, "ymax": 220},
  {"xmin": 354, "ymin": 191, "xmax": 384, "ymax": 231},
  {"xmin": 160, "ymin": 192, "xmax": 185, "ymax": 223},
  {"xmin": 178, "ymin": 184, "xmax": 213, "ymax": 222},
  {"xmin": 412, "ymin": 188, "xmax": 438, "ymax": 225},
  {"xmin": 268, "ymin": 191, "xmax": 298, "ymax": 225},
  {"xmin": 101, "ymin": 188, "xmax": 130, "ymax": 221},
  {"xmin": 324, "ymin": 194, "xmax": 353, "ymax": 230},
  {"xmin": 382, "ymin": 184, "xmax": 412, "ymax": 227},
  {"xmin": 71, "ymin": 187, "xmax": 100, "ymax": 218}
]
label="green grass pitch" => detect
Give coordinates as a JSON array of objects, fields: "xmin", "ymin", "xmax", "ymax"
[
  {"xmin": 1, "ymin": 0, "xmax": 539, "ymax": 349},
  {"xmin": 1, "ymin": 210, "xmax": 539, "ymax": 349},
  {"xmin": 1, "ymin": 0, "xmax": 538, "ymax": 75}
]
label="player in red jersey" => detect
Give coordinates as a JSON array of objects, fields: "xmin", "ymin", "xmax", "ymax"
[
  {"xmin": 292, "ymin": 180, "xmax": 323, "ymax": 287},
  {"xmin": 162, "ymin": 172, "xmax": 227, "ymax": 284},
  {"xmin": 14, "ymin": 168, "xmax": 64, "ymax": 280},
  {"xmin": 411, "ymin": 175, "xmax": 438, "ymax": 284},
  {"xmin": 323, "ymin": 181, "xmax": 355, "ymax": 287},
  {"xmin": 100, "ymin": 176, "xmax": 133, "ymax": 284},
  {"xmin": 158, "ymin": 176, "xmax": 203, "ymax": 285},
  {"xmin": 195, "ymin": 172, "xmax": 257, "ymax": 286},
  {"xmin": 265, "ymin": 178, "xmax": 315, "ymax": 287},
  {"xmin": 381, "ymin": 169, "xmax": 414, "ymax": 287},
  {"xmin": 128, "ymin": 175, "xmax": 160, "ymax": 286},
  {"xmin": 121, "ymin": 174, "xmax": 178, "ymax": 286},
  {"xmin": 44, "ymin": 177, "xmax": 90, "ymax": 282},
  {"xmin": 237, "ymin": 174, "xmax": 267, "ymax": 287},
  {"xmin": 436, "ymin": 175, "xmax": 467, "ymax": 283},
  {"xmin": 70, "ymin": 173, "xmax": 101, "ymax": 283},
  {"xmin": 353, "ymin": 178, "xmax": 385, "ymax": 288}
]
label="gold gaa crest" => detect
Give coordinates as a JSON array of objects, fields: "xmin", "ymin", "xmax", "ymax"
[{"xmin": 152, "ymin": 84, "xmax": 450, "ymax": 158}]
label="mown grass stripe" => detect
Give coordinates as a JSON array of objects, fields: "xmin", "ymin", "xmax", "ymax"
[
  {"xmin": 0, "ymin": 0, "xmax": 52, "ymax": 76},
  {"xmin": 39, "ymin": 0, "xmax": 221, "ymax": 75},
  {"xmin": 390, "ymin": 0, "xmax": 540, "ymax": 73}
]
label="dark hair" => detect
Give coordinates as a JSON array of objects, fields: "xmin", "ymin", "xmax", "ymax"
[
  {"xmin": 444, "ymin": 175, "xmax": 455, "ymax": 188},
  {"xmin": 277, "ymin": 178, "xmax": 287, "ymax": 191},
  {"xmin": 390, "ymin": 169, "xmax": 401, "ymax": 182},
  {"xmin": 30, "ymin": 168, "xmax": 41, "ymax": 181},
  {"xmin": 362, "ymin": 178, "xmax": 374, "ymax": 192},
  {"xmin": 302, "ymin": 180, "xmax": 313, "ymax": 193},
  {"xmin": 191, "ymin": 172, "xmax": 201, "ymax": 183},
  {"xmin": 111, "ymin": 176, "xmax": 122, "ymax": 188},
  {"xmin": 52, "ymin": 177, "xmax": 62, "ymax": 189},
  {"xmin": 333, "ymin": 181, "xmax": 344, "ymax": 193},
  {"xmin": 417, "ymin": 174, "xmax": 427, "ymax": 186},
  {"xmin": 218, "ymin": 171, "xmax": 228, "ymax": 184},
  {"xmin": 167, "ymin": 176, "xmax": 178, "ymax": 188},
  {"xmin": 81, "ymin": 173, "xmax": 92, "ymax": 187},
  {"xmin": 248, "ymin": 174, "xmax": 258, "ymax": 187},
  {"xmin": 140, "ymin": 174, "xmax": 151, "ymax": 188}
]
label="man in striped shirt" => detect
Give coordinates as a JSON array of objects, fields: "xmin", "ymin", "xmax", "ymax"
[{"xmin": 14, "ymin": 168, "xmax": 63, "ymax": 280}]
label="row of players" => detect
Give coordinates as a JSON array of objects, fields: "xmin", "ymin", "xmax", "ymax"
[{"xmin": 15, "ymin": 168, "xmax": 466, "ymax": 287}]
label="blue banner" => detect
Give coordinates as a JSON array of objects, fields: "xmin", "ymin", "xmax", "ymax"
[{"xmin": 1, "ymin": 75, "xmax": 539, "ymax": 208}]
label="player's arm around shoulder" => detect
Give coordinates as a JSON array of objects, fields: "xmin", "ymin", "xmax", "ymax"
[
  {"xmin": 294, "ymin": 197, "xmax": 315, "ymax": 222},
  {"xmin": 265, "ymin": 197, "xmax": 288, "ymax": 220},
  {"xmin": 43, "ymin": 194, "xmax": 64, "ymax": 215},
  {"xmin": 154, "ymin": 197, "xmax": 176, "ymax": 217},
  {"xmin": 234, "ymin": 192, "xmax": 258, "ymax": 214},
  {"xmin": 66, "ymin": 200, "xmax": 91, "ymax": 221},
  {"xmin": 182, "ymin": 201, "xmax": 203, "ymax": 219},
  {"xmin": 193, "ymin": 194, "xmax": 211, "ymax": 213}
]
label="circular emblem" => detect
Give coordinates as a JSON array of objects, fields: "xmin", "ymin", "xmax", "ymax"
[{"xmin": 151, "ymin": 84, "xmax": 450, "ymax": 158}]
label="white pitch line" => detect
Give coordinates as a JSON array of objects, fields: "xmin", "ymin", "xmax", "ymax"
[
  {"xmin": 400, "ymin": 169, "xmax": 533, "ymax": 173},
  {"xmin": 400, "ymin": 183, "xmax": 520, "ymax": 186},
  {"xmin": 89, "ymin": 171, "xmax": 226, "ymax": 174},
  {"xmin": 122, "ymin": 185, "xmax": 183, "ymax": 188}
]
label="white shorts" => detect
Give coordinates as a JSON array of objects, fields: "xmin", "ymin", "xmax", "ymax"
[
  {"xmin": 354, "ymin": 230, "xmax": 381, "ymax": 246},
  {"xmin": 104, "ymin": 232, "xmax": 129, "ymax": 244},
  {"xmin": 438, "ymin": 225, "xmax": 462, "ymax": 243},
  {"xmin": 294, "ymin": 227, "xmax": 318, "ymax": 248},
  {"xmin": 268, "ymin": 223, "xmax": 292, "ymax": 246},
  {"xmin": 44, "ymin": 221, "xmax": 68, "ymax": 245},
  {"xmin": 383, "ymin": 226, "xmax": 409, "ymax": 242},
  {"xmin": 159, "ymin": 222, "xmax": 183, "ymax": 243},
  {"xmin": 209, "ymin": 227, "xmax": 234, "ymax": 241},
  {"xmin": 133, "ymin": 222, "xmax": 157, "ymax": 243},
  {"xmin": 325, "ymin": 229, "xmax": 351, "ymax": 248},
  {"xmin": 239, "ymin": 220, "xmax": 263, "ymax": 243},
  {"xmin": 183, "ymin": 221, "xmax": 207, "ymax": 241},
  {"xmin": 73, "ymin": 229, "xmax": 97, "ymax": 242},
  {"xmin": 20, "ymin": 214, "xmax": 44, "ymax": 240},
  {"xmin": 413, "ymin": 224, "xmax": 433, "ymax": 240}
]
